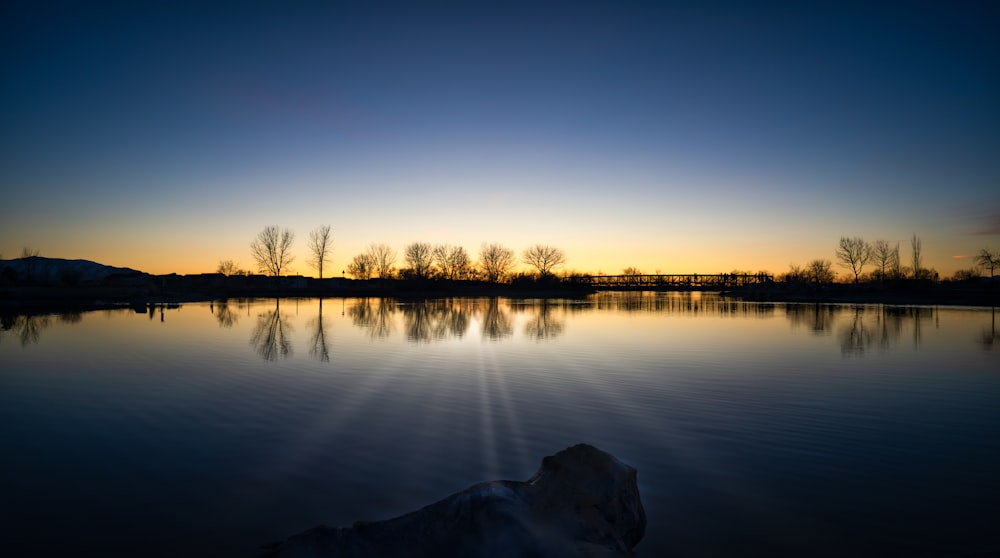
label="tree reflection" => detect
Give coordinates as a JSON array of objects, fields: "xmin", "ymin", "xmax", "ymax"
[
  {"xmin": 481, "ymin": 297, "xmax": 513, "ymax": 340},
  {"xmin": 875, "ymin": 307, "xmax": 905, "ymax": 349},
  {"xmin": 349, "ymin": 298, "xmax": 394, "ymax": 339},
  {"xmin": 785, "ymin": 303, "xmax": 837, "ymax": 333},
  {"xmin": 308, "ymin": 299, "xmax": 331, "ymax": 362},
  {"xmin": 883, "ymin": 306, "xmax": 933, "ymax": 349},
  {"xmin": 249, "ymin": 299, "xmax": 294, "ymax": 361},
  {"xmin": 402, "ymin": 301, "xmax": 432, "ymax": 341},
  {"xmin": 399, "ymin": 299, "xmax": 474, "ymax": 342},
  {"xmin": 1, "ymin": 314, "xmax": 51, "ymax": 346},
  {"xmin": 980, "ymin": 307, "xmax": 997, "ymax": 350},
  {"xmin": 58, "ymin": 312, "xmax": 82, "ymax": 324},
  {"xmin": 211, "ymin": 300, "xmax": 239, "ymax": 328},
  {"xmin": 840, "ymin": 307, "xmax": 873, "ymax": 355},
  {"xmin": 524, "ymin": 301, "xmax": 565, "ymax": 341}
]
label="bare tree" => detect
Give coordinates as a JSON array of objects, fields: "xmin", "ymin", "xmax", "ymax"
[
  {"xmin": 835, "ymin": 236, "xmax": 872, "ymax": 283},
  {"xmin": 782, "ymin": 264, "xmax": 808, "ymax": 283},
  {"xmin": 307, "ymin": 225, "xmax": 333, "ymax": 279},
  {"xmin": 403, "ymin": 242, "xmax": 433, "ymax": 279},
  {"xmin": 910, "ymin": 233, "xmax": 923, "ymax": 279},
  {"xmin": 870, "ymin": 240, "xmax": 898, "ymax": 281},
  {"xmin": 433, "ymin": 244, "xmax": 472, "ymax": 280},
  {"xmin": 217, "ymin": 259, "xmax": 245, "ymax": 276},
  {"xmin": 622, "ymin": 267, "xmax": 643, "ymax": 286},
  {"xmin": 975, "ymin": 248, "xmax": 999, "ymax": 279},
  {"xmin": 250, "ymin": 226, "xmax": 295, "ymax": 277},
  {"xmin": 522, "ymin": 244, "xmax": 566, "ymax": 277},
  {"xmin": 367, "ymin": 243, "xmax": 397, "ymax": 278},
  {"xmin": 479, "ymin": 243, "xmax": 515, "ymax": 283},
  {"xmin": 952, "ymin": 268, "xmax": 982, "ymax": 281},
  {"xmin": 807, "ymin": 259, "xmax": 835, "ymax": 285},
  {"xmin": 347, "ymin": 253, "xmax": 374, "ymax": 279},
  {"xmin": 891, "ymin": 242, "xmax": 903, "ymax": 278}
]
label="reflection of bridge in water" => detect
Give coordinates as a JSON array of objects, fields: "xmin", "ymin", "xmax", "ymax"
[{"xmin": 586, "ymin": 273, "xmax": 774, "ymax": 290}]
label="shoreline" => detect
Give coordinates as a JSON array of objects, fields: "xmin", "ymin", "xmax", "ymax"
[{"xmin": 1, "ymin": 281, "xmax": 996, "ymax": 314}]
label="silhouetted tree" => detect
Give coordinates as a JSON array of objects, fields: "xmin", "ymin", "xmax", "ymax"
[
  {"xmin": 782, "ymin": 264, "xmax": 808, "ymax": 283},
  {"xmin": 835, "ymin": 236, "xmax": 872, "ymax": 283},
  {"xmin": 951, "ymin": 268, "xmax": 981, "ymax": 282},
  {"xmin": 479, "ymin": 243, "xmax": 514, "ymax": 283},
  {"xmin": 433, "ymin": 244, "xmax": 471, "ymax": 280},
  {"xmin": 910, "ymin": 233, "xmax": 923, "ymax": 279},
  {"xmin": 807, "ymin": 259, "xmax": 835, "ymax": 285},
  {"xmin": 890, "ymin": 242, "xmax": 903, "ymax": 278},
  {"xmin": 622, "ymin": 267, "xmax": 642, "ymax": 286},
  {"xmin": 403, "ymin": 242, "xmax": 433, "ymax": 279},
  {"xmin": 217, "ymin": 259, "xmax": 245, "ymax": 276},
  {"xmin": 870, "ymin": 240, "xmax": 898, "ymax": 281},
  {"xmin": 347, "ymin": 252, "xmax": 374, "ymax": 279},
  {"xmin": 307, "ymin": 225, "xmax": 333, "ymax": 279},
  {"xmin": 522, "ymin": 244, "xmax": 566, "ymax": 277},
  {"xmin": 367, "ymin": 243, "xmax": 396, "ymax": 278},
  {"xmin": 251, "ymin": 226, "xmax": 295, "ymax": 277},
  {"xmin": 975, "ymin": 248, "xmax": 999, "ymax": 279}
]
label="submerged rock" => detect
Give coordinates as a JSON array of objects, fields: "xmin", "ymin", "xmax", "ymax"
[{"xmin": 261, "ymin": 443, "xmax": 645, "ymax": 557}]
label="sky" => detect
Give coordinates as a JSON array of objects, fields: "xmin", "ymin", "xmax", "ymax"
[{"xmin": 2, "ymin": 1, "xmax": 998, "ymax": 278}]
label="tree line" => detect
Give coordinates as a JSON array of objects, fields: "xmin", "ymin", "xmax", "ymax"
[
  {"xmin": 222, "ymin": 225, "xmax": 568, "ymax": 283},
  {"xmin": 220, "ymin": 226, "xmax": 999, "ymax": 286},
  {"xmin": 783, "ymin": 233, "xmax": 999, "ymax": 285}
]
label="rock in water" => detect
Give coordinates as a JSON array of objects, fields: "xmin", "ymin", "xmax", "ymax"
[{"xmin": 262, "ymin": 444, "xmax": 646, "ymax": 557}]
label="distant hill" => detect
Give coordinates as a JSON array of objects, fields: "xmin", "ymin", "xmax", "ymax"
[{"xmin": 0, "ymin": 256, "xmax": 149, "ymax": 284}]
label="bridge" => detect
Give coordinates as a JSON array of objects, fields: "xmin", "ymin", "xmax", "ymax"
[{"xmin": 583, "ymin": 273, "xmax": 774, "ymax": 290}]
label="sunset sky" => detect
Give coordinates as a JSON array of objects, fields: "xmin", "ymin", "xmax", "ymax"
[{"xmin": 2, "ymin": 1, "xmax": 998, "ymax": 278}]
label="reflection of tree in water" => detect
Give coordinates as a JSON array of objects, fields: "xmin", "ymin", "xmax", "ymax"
[
  {"xmin": 481, "ymin": 297, "xmax": 513, "ymax": 340},
  {"xmin": 980, "ymin": 307, "xmax": 997, "ymax": 350},
  {"xmin": 402, "ymin": 302, "xmax": 432, "ymax": 341},
  {"xmin": 400, "ymin": 299, "xmax": 473, "ymax": 342},
  {"xmin": 308, "ymin": 299, "xmax": 331, "ymax": 362},
  {"xmin": 249, "ymin": 300, "xmax": 294, "ymax": 361},
  {"xmin": 875, "ymin": 307, "xmax": 905, "ymax": 349},
  {"xmin": 883, "ymin": 306, "xmax": 933, "ymax": 349},
  {"xmin": 58, "ymin": 312, "xmax": 82, "ymax": 324},
  {"xmin": 211, "ymin": 300, "xmax": 239, "ymax": 328},
  {"xmin": 434, "ymin": 299, "xmax": 472, "ymax": 340},
  {"xmin": 524, "ymin": 301, "xmax": 565, "ymax": 341},
  {"xmin": 785, "ymin": 303, "xmax": 838, "ymax": 333},
  {"xmin": 835, "ymin": 306, "xmax": 935, "ymax": 354},
  {"xmin": 840, "ymin": 307, "xmax": 873, "ymax": 355},
  {"xmin": 1, "ymin": 314, "xmax": 52, "ymax": 346},
  {"xmin": 349, "ymin": 298, "xmax": 395, "ymax": 339}
]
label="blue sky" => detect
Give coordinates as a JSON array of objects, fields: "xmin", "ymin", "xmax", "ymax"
[{"xmin": 2, "ymin": 1, "xmax": 998, "ymax": 276}]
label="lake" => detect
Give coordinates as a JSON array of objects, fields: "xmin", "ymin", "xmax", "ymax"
[{"xmin": 1, "ymin": 293, "xmax": 998, "ymax": 557}]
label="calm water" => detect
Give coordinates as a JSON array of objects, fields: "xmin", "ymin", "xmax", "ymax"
[{"xmin": 2, "ymin": 293, "xmax": 998, "ymax": 557}]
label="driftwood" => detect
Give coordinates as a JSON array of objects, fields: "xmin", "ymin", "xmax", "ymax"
[{"xmin": 262, "ymin": 443, "xmax": 646, "ymax": 557}]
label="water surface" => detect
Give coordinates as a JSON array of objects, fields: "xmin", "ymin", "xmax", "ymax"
[{"xmin": 2, "ymin": 294, "xmax": 998, "ymax": 557}]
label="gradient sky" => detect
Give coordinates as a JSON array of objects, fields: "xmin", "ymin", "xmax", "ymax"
[{"xmin": 2, "ymin": 1, "xmax": 998, "ymax": 277}]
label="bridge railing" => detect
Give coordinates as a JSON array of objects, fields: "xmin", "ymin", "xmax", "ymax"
[{"xmin": 585, "ymin": 273, "xmax": 773, "ymax": 289}]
